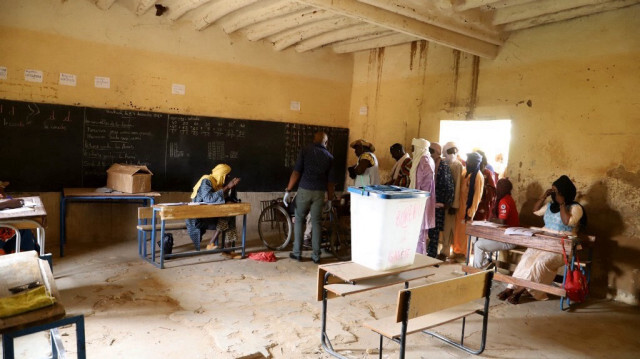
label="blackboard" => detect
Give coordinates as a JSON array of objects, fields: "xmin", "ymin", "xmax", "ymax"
[{"xmin": 0, "ymin": 99, "xmax": 349, "ymax": 192}]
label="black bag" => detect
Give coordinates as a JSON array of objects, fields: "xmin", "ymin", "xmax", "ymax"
[{"xmin": 157, "ymin": 233, "xmax": 174, "ymax": 255}]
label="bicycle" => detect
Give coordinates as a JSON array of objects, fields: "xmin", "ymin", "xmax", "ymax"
[{"xmin": 257, "ymin": 196, "xmax": 351, "ymax": 261}]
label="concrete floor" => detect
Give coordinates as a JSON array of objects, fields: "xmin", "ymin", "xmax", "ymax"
[{"xmin": 5, "ymin": 235, "xmax": 640, "ymax": 359}]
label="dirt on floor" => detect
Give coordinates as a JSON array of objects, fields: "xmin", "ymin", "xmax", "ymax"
[{"xmin": 5, "ymin": 235, "xmax": 640, "ymax": 359}]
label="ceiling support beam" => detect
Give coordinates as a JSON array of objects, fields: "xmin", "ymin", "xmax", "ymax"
[
  {"xmin": 95, "ymin": 0, "xmax": 117, "ymax": 10},
  {"xmin": 493, "ymin": 0, "xmax": 622, "ymax": 25},
  {"xmin": 168, "ymin": 0, "xmax": 212, "ymax": 21},
  {"xmin": 357, "ymin": 0, "xmax": 504, "ymax": 45},
  {"xmin": 296, "ymin": 0, "xmax": 498, "ymax": 58},
  {"xmin": 453, "ymin": 0, "xmax": 537, "ymax": 11},
  {"xmin": 218, "ymin": 0, "xmax": 307, "ymax": 33},
  {"xmin": 195, "ymin": 0, "xmax": 260, "ymax": 31},
  {"xmin": 332, "ymin": 32, "xmax": 418, "ymax": 53},
  {"xmin": 135, "ymin": 0, "xmax": 157, "ymax": 15},
  {"xmin": 270, "ymin": 16, "xmax": 360, "ymax": 51},
  {"xmin": 295, "ymin": 23, "xmax": 387, "ymax": 52},
  {"xmin": 502, "ymin": 0, "xmax": 640, "ymax": 31},
  {"xmin": 245, "ymin": 9, "xmax": 334, "ymax": 41}
]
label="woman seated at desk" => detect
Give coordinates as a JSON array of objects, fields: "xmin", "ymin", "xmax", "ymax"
[
  {"xmin": 186, "ymin": 164, "xmax": 241, "ymax": 251},
  {"xmin": 497, "ymin": 175, "xmax": 587, "ymax": 304}
]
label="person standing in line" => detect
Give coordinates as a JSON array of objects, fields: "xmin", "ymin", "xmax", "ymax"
[
  {"xmin": 441, "ymin": 142, "xmax": 463, "ymax": 260},
  {"xmin": 472, "ymin": 178, "xmax": 520, "ymax": 269},
  {"xmin": 409, "ymin": 138, "xmax": 435, "ymax": 255},
  {"xmin": 473, "ymin": 150, "xmax": 497, "ymax": 221},
  {"xmin": 347, "ymin": 139, "xmax": 380, "ymax": 186},
  {"xmin": 452, "ymin": 152, "xmax": 485, "ymax": 256},
  {"xmin": 426, "ymin": 142, "xmax": 454, "ymax": 258},
  {"xmin": 284, "ymin": 132, "xmax": 335, "ymax": 264},
  {"xmin": 384, "ymin": 143, "xmax": 411, "ymax": 187}
]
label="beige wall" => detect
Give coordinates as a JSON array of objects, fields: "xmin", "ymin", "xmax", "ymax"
[
  {"xmin": 0, "ymin": 1, "xmax": 352, "ymax": 251},
  {"xmin": 349, "ymin": 7, "xmax": 640, "ymax": 304}
]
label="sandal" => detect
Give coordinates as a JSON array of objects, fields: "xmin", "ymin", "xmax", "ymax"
[
  {"xmin": 507, "ymin": 291, "xmax": 522, "ymax": 305},
  {"xmin": 497, "ymin": 289, "xmax": 513, "ymax": 301}
]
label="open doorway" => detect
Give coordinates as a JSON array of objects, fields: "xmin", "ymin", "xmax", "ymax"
[{"xmin": 439, "ymin": 120, "xmax": 511, "ymax": 178}]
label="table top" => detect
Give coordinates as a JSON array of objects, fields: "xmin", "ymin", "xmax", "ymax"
[
  {"xmin": 63, "ymin": 188, "xmax": 161, "ymax": 197},
  {"xmin": 0, "ymin": 196, "xmax": 47, "ymax": 221},
  {"xmin": 154, "ymin": 202, "xmax": 251, "ymax": 220},
  {"xmin": 464, "ymin": 224, "xmax": 593, "ymax": 255},
  {"xmin": 319, "ymin": 254, "xmax": 442, "ymax": 283}
]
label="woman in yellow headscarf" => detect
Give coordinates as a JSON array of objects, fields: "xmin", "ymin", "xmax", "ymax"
[{"xmin": 186, "ymin": 164, "xmax": 241, "ymax": 251}]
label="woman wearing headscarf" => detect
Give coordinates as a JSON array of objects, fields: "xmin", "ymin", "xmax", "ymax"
[
  {"xmin": 186, "ymin": 164, "xmax": 241, "ymax": 251},
  {"xmin": 497, "ymin": 175, "xmax": 586, "ymax": 304},
  {"xmin": 472, "ymin": 178, "xmax": 520, "ymax": 268},
  {"xmin": 451, "ymin": 152, "xmax": 485, "ymax": 255},
  {"xmin": 409, "ymin": 138, "xmax": 435, "ymax": 255}
]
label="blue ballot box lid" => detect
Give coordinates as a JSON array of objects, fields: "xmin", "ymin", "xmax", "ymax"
[{"xmin": 347, "ymin": 185, "xmax": 430, "ymax": 199}]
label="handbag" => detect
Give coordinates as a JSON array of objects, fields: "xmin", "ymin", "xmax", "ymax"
[{"xmin": 561, "ymin": 237, "xmax": 588, "ymax": 303}]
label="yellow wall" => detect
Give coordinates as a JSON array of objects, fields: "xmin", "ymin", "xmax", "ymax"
[
  {"xmin": 0, "ymin": 0, "xmax": 352, "ymax": 253},
  {"xmin": 349, "ymin": 7, "xmax": 640, "ymax": 304}
]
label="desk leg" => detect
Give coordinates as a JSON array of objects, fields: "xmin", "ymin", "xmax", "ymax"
[
  {"xmin": 151, "ymin": 209, "xmax": 157, "ymax": 265},
  {"xmin": 241, "ymin": 214, "xmax": 247, "ymax": 258},
  {"xmin": 160, "ymin": 220, "xmax": 166, "ymax": 269},
  {"xmin": 60, "ymin": 197, "xmax": 67, "ymax": 257},
  {"xmin": 465, "ymin": 235, "xmax": 473, "ymax": 268}
]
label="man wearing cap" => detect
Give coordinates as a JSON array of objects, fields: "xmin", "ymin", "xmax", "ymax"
[
  {"xmin": 347, "ymin": 139, "xmax": 380, "ymax": 186},
  {"xmin": 427, "ymin": 142, "xmax": 454, "ymax": 258},
  {"xmin": 284, "ymin": 132, "xmax": 335, "ymax": 264},
  {"xmin": 441, "ymin": 142, "xmax": 463, "ymax": 260},
  {"xmin": 409, "ymin": 138, "xmax": 436, "ymax": 256}
]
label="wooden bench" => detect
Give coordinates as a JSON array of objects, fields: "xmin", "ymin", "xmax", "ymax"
[
  {"xmin": 465, "ymin": 224, "xmax": 595, "ymax": 310},
  {"xmin": 364, "ymin": 270, "xmax": 494, "ymax": 359},
  {"xmin": 137, "ymin": 207, "xmax": 187, "ymax": 258}
]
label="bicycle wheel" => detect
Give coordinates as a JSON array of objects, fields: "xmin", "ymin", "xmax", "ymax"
[
  {"xmin": 330, "ymin": 210, "xmax": 351, "ymax": 261},
  {"xmin": 258, "ymin": 204, "xmax": 293, "ymax": 250}
]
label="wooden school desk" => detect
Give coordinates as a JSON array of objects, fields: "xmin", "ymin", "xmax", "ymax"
[
  {"xmin": 147, "ymin": 202, "xmax": 251, "ymax": 269},
  {"xmin": 0, "ymin": 196, "xmax": 47, "ymax": 255},
  {"xmin": 59, "ymin": 188, "xmax": 160, "ymax": 257},
  {"xmin": 317, "ymin": 254, "xmax": 441, "ymax": 358},
  {"xmin": 462, "ymin": 224, "xmax": 594, "ymax": 309}
]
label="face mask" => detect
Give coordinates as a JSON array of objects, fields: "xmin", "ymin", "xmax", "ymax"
[{"xmin": 445, "ymin": 153, "xmax": 456, "ymax": 163}]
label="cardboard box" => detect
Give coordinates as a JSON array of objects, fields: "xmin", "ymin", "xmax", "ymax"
[{"xmin": 106, "ymin": 164, "xmax": 153, "ymax": 193}]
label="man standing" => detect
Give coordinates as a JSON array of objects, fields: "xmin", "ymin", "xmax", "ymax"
[
  {"xmin": 384, "ymin": 143, "xmax": 411, "ymax": 187},
  {"xmin": 441, "ymin": 142, "xmax": 463, "ymax": 260},
  {"xmin": 285, "ymin": 132, "xmax": 335, "ymax": 264},
  {"xmin": 347, "ymin": 139, "xmax": 380, "ymax": 186},
  {"xmin": 409, "ymin": 138, "xmax": 435, "ymax": 256},
  {"xmin": 427, "ymin": 142, "xmax": 454, "ymax": 258}
]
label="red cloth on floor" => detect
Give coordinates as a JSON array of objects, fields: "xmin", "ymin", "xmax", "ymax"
[{"xmin": 247, "ymin": 252, "xmax": 277, "ymax": 262}]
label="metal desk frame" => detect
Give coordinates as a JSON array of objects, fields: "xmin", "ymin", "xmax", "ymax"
[
  {"xmin": 146, "ymin": 202, "xmax": 251, "ymax": 269},
  {"xmin": 317, "ymin": 254, "xmax": 441, "ymax": 358},
  {"xmin": 463, "ymin": 224, "xmax": 593, "ymax": 310},
  {"xmin": 59, "ymin": 188, "xmax": 160, "ymax": 257}
]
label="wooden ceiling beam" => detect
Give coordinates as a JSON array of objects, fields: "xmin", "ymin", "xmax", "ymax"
[
  {"xmin": 493, "ymin": 0, "xmax": 621, "ymax": 25},
  {"xmin": 218, "ymin": 0, "xmax": 308, "ymax": 34},
  {"xmin": 503, "ymin": 0, "xmax": 640, "ymax": 31},
  {"xmin": 95, "ymin": 0, "xmax": 118, "ymax": 10},
  {"xmin": 194, "ymin": 0, "xmax": 259, "ymax": 31},
  {"xmin": 245, "ymin": 8, "xmax": 335, "ymax": 41},
  {"xmin": 358, "ymin": 0, "xmax": 504, "ymax": 45},
  {"xmin": 167, "ymin": 0, "xmax": 212, "ymax": 21},
  {"xmin": 295, "ymin": 23, "xmax": 389, "ymax": 52},
  {"xmin": 453, "ymin": 0, "xmax": 537, "ymax": 11},
  {"xmin": 135, "ymin": 0, "xmax": 158, "ymax": 15},
  {"xmin": 270, "ymin": 16, "xmax": 361, "ymax": 51},
  {"xmin": 332, "ymin": 32, "xmax": 418, "ymax": 53},
  {"xmin": 296, "ymin": 0, "xmax": 499, "ymax": 58}
]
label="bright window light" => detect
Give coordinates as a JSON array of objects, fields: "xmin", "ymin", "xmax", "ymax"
[{"xmin": 439, "ymin": 120, "xmax": 512, "ymax": 177}]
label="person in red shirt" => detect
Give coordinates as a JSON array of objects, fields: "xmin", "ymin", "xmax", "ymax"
[{"xmin": 472, "ymin": 178, "xmax": 519, "ymax": 268}]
